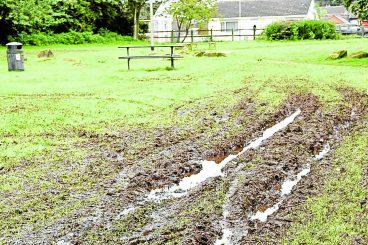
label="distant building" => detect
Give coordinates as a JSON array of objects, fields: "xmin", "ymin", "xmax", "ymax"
[
  {"xmin": 210, "ymin": 0, "xmax": 318, "ymax": 41},
  {"xmin": 321, "ymin": 5, "xmax": 359, "ymax": 25},
  {"xmin": 152, "ymin": 0, "xmax": 318, "ymax": 42}
]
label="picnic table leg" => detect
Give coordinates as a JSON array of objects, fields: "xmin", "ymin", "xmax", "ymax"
[{"xmin": 128, "ymin": 58, "xmax": 131, "ymax": 70}]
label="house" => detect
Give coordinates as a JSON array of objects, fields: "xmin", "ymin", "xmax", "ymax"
[
  {"xmin": 321, "ymin": 5, "xmax": 359, "ymax": 25},
  {"xmin": 209, "ymin": 0, "xmax": 318, "ymax": 41},
  {"xmin": 152, "ymin": 0, "xmax": 318, "ymax": 42}
]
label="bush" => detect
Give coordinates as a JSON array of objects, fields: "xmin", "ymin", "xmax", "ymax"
[
  {"xmin": 264, "ymin": 20, "xmax": 338, "ymax": 40},
  {"xmin": 11, "ymin": 30, "xmax": 136, "ymax": 46}
]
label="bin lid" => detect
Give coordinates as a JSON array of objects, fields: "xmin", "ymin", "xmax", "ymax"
[{"xmin": 6, "ymin": 42, "xmax": 22, "ymax": 46}]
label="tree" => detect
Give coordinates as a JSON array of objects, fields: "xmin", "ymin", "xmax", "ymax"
[
  {"xmin": 124, "ymin": 0, "xmax": 146, "ymax": 39},
  {"xmin": 0, "ymin": 0, "xmax": 132, "ymax": 44},
  {"xmin": 168, "ymin": 0, "xmax": 218, "ymax": 42},
  {"xmin": 344, "ymin": 0, "xmax": 368, "ymax": 19}
]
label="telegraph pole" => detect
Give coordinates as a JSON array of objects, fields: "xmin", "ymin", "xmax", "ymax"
[
  {"xmin": 239, "ymin": 0, "xmax": 241, "ymax": 17},
  {"xmin": 150, "ymin": 0, "xmax": 155, "ymax": 51}
]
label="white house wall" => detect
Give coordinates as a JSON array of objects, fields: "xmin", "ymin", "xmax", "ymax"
[
  {"xmin": 306, "ymin": 0, "xmax": 318, "ymax": 20},
  {"xmin": 208, "ymin": 15, "xmax": 307, "ymax": 41},
  {"xmin": 151, "ymin": 0, "xmax": 318, "ymax": 42},
  {"xmin": 152, "ymin": 17, "xmax": 173, "ymax": 42}
]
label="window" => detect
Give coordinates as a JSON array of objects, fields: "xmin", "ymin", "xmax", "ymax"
[{"xmin": 221, "ymin": 21, "xmax": 238, "ymax": 32}]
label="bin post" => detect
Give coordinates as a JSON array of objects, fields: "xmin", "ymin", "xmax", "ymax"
[{"xmin": 6, "ymin": 42, "xmax": 24, "ymax": 71}]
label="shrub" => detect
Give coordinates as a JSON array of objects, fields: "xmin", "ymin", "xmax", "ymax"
[
  {"xmin": 264, "ymin": 21, "xmax": 293, "ymax": 40},
  {"xmin": 264, "ymin": 20, "xmax": 338, "ymax": 41},
  {"xmin": 11, "ymin": 30, "xmax": 136, "ymax": 46}
]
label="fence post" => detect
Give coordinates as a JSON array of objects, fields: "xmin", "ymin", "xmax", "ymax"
[
  {"xmin": 171, "ymin": 30, "xmax": 174, "ymax": 43},
  {"xmin": 253, "ymin": 25, "xmax": 257, "ymax": 40},
  {"xmin": 210, "ymin": 29, "xmax": 213, "ymax": 41},
  {"xmin": 191, "ymin": 30, "xmax": 194, "ymax": 43},
  {"xmin": 232, "ymin": 29, "xmax": 234, "ymax": 41}
]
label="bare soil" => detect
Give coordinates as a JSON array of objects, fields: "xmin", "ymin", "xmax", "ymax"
[{"xmin": 7, "ymin": 89, "xmax": 368, "ymax": 245}]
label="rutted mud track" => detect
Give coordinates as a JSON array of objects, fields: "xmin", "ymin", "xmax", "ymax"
[{"xmin": 9, "ymin": 90, "xmax": 368, "ymax": 244}]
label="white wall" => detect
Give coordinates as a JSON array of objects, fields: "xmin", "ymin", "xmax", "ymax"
[
  {"xmin": 152, "ymin": 0, "xmax": 318, "ymax": 42},
  {"xmin": 209, "ymin": 15, "xmax": 307, "ymax": 41},
  {"xmin": 152, "ymin": 17, "xmax": 173, "ymax": 42},
  {"xmin": 306, "ymin": 0, "xmax": 318, "ymax": 20}
]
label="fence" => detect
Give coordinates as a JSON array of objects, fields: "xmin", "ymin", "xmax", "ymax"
[{"xmin": 145, "ymin": 27, "xmax": 264, "ymax": 43}]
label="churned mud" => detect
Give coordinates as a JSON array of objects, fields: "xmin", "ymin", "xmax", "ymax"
[{"xmin": 6, "ymin": 89, "xmax": 368, "ymax": 244}]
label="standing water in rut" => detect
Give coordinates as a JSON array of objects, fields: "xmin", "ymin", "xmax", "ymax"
[
  {"xmin": 119, "ymin": 110, "xmax": 301, "ymax": 217},
  {"xmin": 147, "ymin": 109, "xmax": 302, "ymax": 200},
  {"xmin": 250, "ymin": 144, "xmax": 331, "ymax": 222},
  {"xmin": 215, "ymin": 144, "xmax": 332, "ymax": 245}
]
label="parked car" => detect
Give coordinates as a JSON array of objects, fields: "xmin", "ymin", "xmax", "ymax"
[{"xmin": 336, "ymin": 23, "xmax": 367, "ymax": 35}]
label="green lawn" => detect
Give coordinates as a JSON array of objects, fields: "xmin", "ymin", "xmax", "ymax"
[{"xmin": 0, "ymin": 38, "xmax": 367, "ymax": 242}]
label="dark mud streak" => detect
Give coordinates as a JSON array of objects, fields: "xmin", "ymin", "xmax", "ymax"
[
  {"xmin": 237, "ymin": 91, "xmax": 368, "ymax": 244},
  {"xmin": 116, "ymin": 94, "xmax": 326, "ymax": 244},
  {"xmin": 8, "ymin": 90, "xmax": 367, "ymax": 244},
  {"xmin": 7, "ymin": 95, "xmax": 275, "ymax": 244}
]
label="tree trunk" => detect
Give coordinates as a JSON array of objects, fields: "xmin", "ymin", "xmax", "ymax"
[
  {"xmin": 133, "ymin": 4, "xmax": 139, "ymax": 39},
  {"xmin": 176, "ymin": 17, "xmax": 182, "ymax": 43},
  {"xmin": 181, "ymin": 21, "xmax": 192, "ymax": 43},
  {"xmin": 182, "ymin": 29, "xmax": 189, "ymax": 43}
]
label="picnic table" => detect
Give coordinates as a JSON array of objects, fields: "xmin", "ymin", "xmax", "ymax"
[{"xmin": 118, "ymin": 45, "xmax": 184, "ymax": 70}]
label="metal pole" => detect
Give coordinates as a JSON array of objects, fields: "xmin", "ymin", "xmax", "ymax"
[
  {"xmin": 239, "ymin": 0, "xmax": 241, "ymax": 18},
  {"xmin": 253, "ymin": 25, "xmax": 257, "ymax": 40},
  {"xmin": 150, "ymin": 0, "xmax": 154, "ymax": 51}
]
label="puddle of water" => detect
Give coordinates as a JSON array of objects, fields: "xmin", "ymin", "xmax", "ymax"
[
  {"xmin": 250, "ymin": 165, "xmax": 310, "ymax": 222},
  {"xmin": 207, "ymin": 146, "xmax": 243, "ymax": 164},
  {"xmin": 214, "ymin": 228, "xmax": 232, "ymax": 245},
  {"xmin": 119, "ymin": 110, "xmax": 302, "ymax": 220},
  {"xmin": 213, "ymin": 110, "xmax": 302, "ymax": 245},
  {"xmin": 148, "ymin": 109, "xmax": 302, "ymax": 201},
  {"xmin": 147, "ymin": 160, "xmax": 223, "ymax": 199},
  {"xmin": 315, "ymin": 144, "xmax": 331, "ymax": 161},
  {"xmin": 250, "ymin": 144, "xmax": 331, "ymax": 223}
]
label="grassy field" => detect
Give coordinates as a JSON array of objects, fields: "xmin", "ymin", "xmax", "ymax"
[{"xmin": 0, "ymin": 38, "xmax": 367, "ymax": 243}]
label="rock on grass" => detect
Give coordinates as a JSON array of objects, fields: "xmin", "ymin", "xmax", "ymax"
[
  {"xmin": 328, "ymin": 50, "xmax": 347, "ymax": 60},
  {"xmin": 351, "ymin": 51, "xmax": 368, "ymax": 59},
  {"xmin": 195, "ymin": 51, "xmax": 227, "ymax": 57}
]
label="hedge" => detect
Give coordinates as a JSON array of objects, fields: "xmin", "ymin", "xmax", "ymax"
[
  {"xmin": 264, "ymin": 20, "xmax": 338, "ymax": 40},
  {"xmin": 10, "ymin": 30, "xmax": 136, "ymax": 46}
]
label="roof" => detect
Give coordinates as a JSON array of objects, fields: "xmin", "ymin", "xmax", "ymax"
[
  {"xmin": 326, "ymin": 15, "xmax": 348, "ymax": 24},
  {"xmin": 321, "ymin": 6, "xmax": 348, "ymax": 15},
  {"xmin": 321, "ymin": 5, "xmax": 358, "ymax": 19},
  {"xmin": 218, "ymin": 0, "xmax": 313, "ymax": 18}
]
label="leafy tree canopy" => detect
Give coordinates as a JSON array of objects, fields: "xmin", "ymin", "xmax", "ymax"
[
  {"xmin": 344, "ymin": 0, "xmax": 368, "ymax": 19},
  {"xmin": 168, "ymin": 0, "xmax": 218, "ymax": 42},
  {"xmin": 0, "ymin": 0, "xmax": 134, "ymax": 44}
]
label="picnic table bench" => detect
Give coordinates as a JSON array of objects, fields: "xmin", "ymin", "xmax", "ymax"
[{"xmin": 118, "ymin": 45, "xmax": 184, "ymax": 70}]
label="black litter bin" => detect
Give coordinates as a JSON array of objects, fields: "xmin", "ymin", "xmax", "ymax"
[{"xmin": 6, "ymin": 42, "xmax": 24, "ymax": 71}]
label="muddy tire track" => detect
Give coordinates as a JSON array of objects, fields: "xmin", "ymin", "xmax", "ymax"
[
  {"xmin": 7, "ymin": 89, "xmax": 367, "ymax": 244},
  {"xmin": 7, "ymin": 93, "xmax": 278, "ymax": 244}
]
